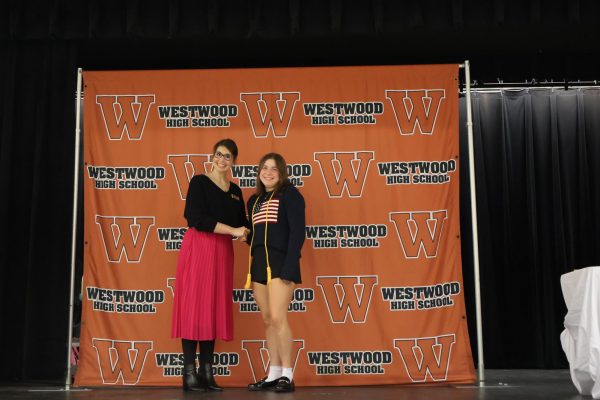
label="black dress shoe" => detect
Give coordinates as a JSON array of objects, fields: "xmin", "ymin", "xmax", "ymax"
[
  {"xmin": 274, "ymin": 377, "xmax": 295, "ymax": 393},
  {"xmin": 182, "ymin": 364, "xmax": 206, "ymax": 391},
  {"xmin": 248, "ymin": 376, "xmax": 279, "ymax": 391},
  {"xmin": 200, "ymin": 363, "xmax": 223, "ymax": 391}
]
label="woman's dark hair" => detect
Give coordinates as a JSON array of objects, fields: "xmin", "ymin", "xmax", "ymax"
[
  {"xmin": 213, "ymin": 138, "xmax": 238, "ymax": 162},
  {"xmin": 256, "ymin": 153, "xmax": 290, "ymax": 196}
]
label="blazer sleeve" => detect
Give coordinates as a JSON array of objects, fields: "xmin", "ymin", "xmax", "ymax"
[
  {"xmin": 183, "ymin": 175, "xmax": 218, "ymax": 232},
  {"xmin": 281, "ymin": 186, "xmax": 306, "ymax": 282}
]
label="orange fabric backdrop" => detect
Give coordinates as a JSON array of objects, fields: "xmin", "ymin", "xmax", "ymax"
[{"xmin": 75, "ymin": 64, "xmax": 475, "ymax": 387}]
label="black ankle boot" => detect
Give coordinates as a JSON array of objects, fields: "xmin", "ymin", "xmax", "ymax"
[
  {"xmin": 201, "ymin": 363, "xmax": 223, "ymax": 391},
  {"xmin": 183, "ymin": 364, "xmax": 205, "ymax": 391}
]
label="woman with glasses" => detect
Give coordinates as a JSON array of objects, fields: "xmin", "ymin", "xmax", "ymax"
[
  {"xmin": 245, "ymin": 153, "xmax": 306, "ymax": 393},
  {"xmin": 171, "ymin": 138, "xmax": 250, "ymax": 392}
]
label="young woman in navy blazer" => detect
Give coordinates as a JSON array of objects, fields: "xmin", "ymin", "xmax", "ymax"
[{"xmin": 245, "ymin": 153, "xmax": 306, "ymax": 393}]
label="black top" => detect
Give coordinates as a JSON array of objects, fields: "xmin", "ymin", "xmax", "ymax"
[
  {"xmin": 184, "ymin": 174, "xmax": 248, "ymax": 233},
  {"xmin": 247, "ymin": 185, "xmax": 306, "ymax": 282}
]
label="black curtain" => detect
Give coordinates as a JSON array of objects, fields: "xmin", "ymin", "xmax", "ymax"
[
  {"xmin": 459, "ymin": 88, "xmax": 600, "ymax": 369},
  {"xmin": 3, "ymin": 0, "xmax": 600, "ymax": 384},
  {"xmin": 0, "ymin": 41, "xmax": 79, "ymax": 382}
]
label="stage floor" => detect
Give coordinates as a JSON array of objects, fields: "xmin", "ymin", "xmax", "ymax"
[{"xmin": 0, "ymin": 370, "xmax": 583, "ymax": 400}]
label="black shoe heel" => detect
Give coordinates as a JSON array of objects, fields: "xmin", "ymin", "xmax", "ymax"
[{"xmin": 201, "ymin": 363, "xmax": 223, "ymax": 391}]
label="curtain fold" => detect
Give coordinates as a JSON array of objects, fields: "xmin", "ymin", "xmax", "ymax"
[{"xmin": 460, "ymin": 88, "xmax": 600, "ymax": 368}]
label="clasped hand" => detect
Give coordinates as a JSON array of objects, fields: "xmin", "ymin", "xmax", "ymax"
[{"xmin": 232, "ymin": 226, "xmax": 250, "ymax": 241}]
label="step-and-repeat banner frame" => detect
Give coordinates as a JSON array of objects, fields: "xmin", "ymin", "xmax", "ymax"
[{"xmin": 75, "ymin": 65, "xmax": 475, "ymax": 387}]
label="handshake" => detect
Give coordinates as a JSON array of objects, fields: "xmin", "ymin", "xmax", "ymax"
[{"xmin": 232, "ymin": 226, "xmax": 251, "ymax": 242}]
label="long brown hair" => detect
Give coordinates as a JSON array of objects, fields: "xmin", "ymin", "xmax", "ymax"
[{"xmin": 255, "ymin": 153, "xmax": 290, "ymax": 196}]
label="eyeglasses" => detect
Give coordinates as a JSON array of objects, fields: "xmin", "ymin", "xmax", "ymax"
[{"xmin": 214, "ymin": 151, "xmax": 233, "ymax": 161}]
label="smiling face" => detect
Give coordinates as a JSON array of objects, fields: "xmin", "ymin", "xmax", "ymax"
[
  {"xmin": 259, "ymin": 158, "xmax": 280, "ymax": 191},
  {"xmin": 212, "ymin": 145, "xmax": 233, "ymax": 173}
]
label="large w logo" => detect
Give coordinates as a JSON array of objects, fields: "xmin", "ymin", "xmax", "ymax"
[
  {"xmin": 389, "ymin": 210, "xmax": 447, "ymax": 259},
  {"xmin": 167, "ymin": 154, "xmax": 213, "ymax": 200},
  {"xmin": 96, "ymin": 95, "xmax": 155, "ymax": 140},
  {"xmin": 314, "ymin": 151, "xmax": 374, "ymax": 198},
  {"xmin": 240, "ymin": 92, "xmax": 300, "ymax": 138},
  {"xmin": 385, "ymin": 90, "xmax": 445, "ymax": 135},
  {"xmin": 92, "ymin": 339, "xmax": 153, "ymax": 385},
  {"xmin": 241, "ymin": 340, "xmax": 305, "ymax": 381},
  {"xmin": 95, "ymin": 216, "xmax": 155, "ymax": 263},
  {"xmin": 394, "ymin": 334, "xmax": 456, "ymax": 382},
  {"xmin": 316, "ymin": 275, "xmax": 378, "ymax": 323}
]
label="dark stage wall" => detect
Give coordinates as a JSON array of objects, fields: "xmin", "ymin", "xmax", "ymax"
[{"xmin": 3, "ymin": 0, "xmax": 600, "ymax": 383}]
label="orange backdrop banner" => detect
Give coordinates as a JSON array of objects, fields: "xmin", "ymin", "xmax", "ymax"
[{"xmin": 75, "ymin": 64, "xmax": 475, "ymax": 387}]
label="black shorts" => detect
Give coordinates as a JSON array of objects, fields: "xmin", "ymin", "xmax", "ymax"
[{"xmin": 251, "ymin": 246, "xmax": 285, "ymax": 285}]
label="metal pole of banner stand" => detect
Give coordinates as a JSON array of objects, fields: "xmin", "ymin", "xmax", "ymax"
[
  {"xmin": 65, "ymin": 68, "xmax": 83, "ymax": 390},
  {"xmin": 459, "ymin": 60, "xmax": 485, "ymax": 384}
]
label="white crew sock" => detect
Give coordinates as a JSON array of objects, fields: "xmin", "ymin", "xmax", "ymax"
[
  {"xmin": 266, "ymin": 365, "xmax": 282, "ymax": 382},
  {"xmin": 282, "ymin": 367, "xmax": 294, "ymax": 381}
]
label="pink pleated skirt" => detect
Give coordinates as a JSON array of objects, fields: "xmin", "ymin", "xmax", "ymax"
[{"xmin": 171, "ymin": 228, "xmax": 234, "ymax": 341}]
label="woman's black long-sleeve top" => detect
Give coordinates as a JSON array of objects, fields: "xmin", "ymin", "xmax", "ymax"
[{"xmin": 184, "ymin": 174, "xmax": 248, "ymax": 232}]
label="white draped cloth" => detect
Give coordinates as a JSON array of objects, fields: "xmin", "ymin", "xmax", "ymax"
[{"xmin": 560, "ymin": 267, "xmax": 600, "ymax": 398}]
